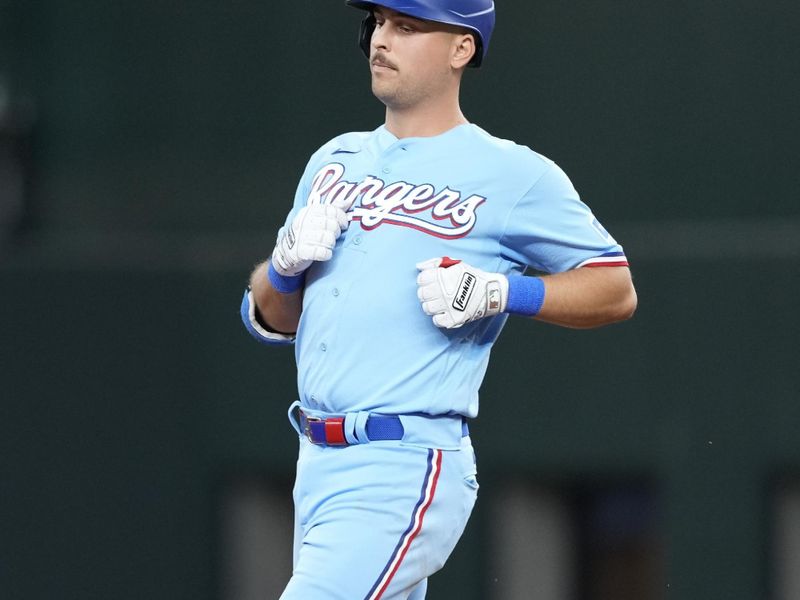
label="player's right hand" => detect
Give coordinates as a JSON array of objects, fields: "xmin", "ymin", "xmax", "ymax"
[{"xmin": 271, "ymin": 204, "xmax": 350, "ymax": 277}]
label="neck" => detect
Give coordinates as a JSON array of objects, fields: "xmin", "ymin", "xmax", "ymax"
[{"xmin": 383, "ymin": 91, "xmax": 468, "ymax": 139}]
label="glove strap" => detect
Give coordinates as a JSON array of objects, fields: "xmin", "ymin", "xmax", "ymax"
[
  {"xmin": 505, "ymin": 275, "xmax": 545, "ymax": 317},
  {"xmin": 268, "ymin": 261, "xmax": 305, "ymax": 294}
]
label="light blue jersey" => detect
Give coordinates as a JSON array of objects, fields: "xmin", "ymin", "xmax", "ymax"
[{"xmin": 244, "ymin": 123, "xmax": 626, "ymax": 418}]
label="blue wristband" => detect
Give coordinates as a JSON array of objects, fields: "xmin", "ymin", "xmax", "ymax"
[
  {"xmin": 505, "ymin": 275, "xmax": 545, "ymax": 317},
  {"xmin": 268, "ymin": 262, "xmax": 305, "ymax": 294}
]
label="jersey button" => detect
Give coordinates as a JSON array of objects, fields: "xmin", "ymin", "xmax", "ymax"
[
  {"xmin": 382, "ymin": 166, "xmax": 391, "ymax": 174},
  {"xmin": 332, "ymin": 288, "xmax": 340, "ymax": 297},
  {"xmin": 353, "ymin": 235, "xmax": 362, "ymax": 245},
  {"xmin": 320, "ymin": 343, "xmax": 327, "ymax": 352}
]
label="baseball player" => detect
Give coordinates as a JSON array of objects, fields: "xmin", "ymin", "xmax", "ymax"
[{"xmin": 240, "ymin": 1, "xmax": 637, "ymax": 598}]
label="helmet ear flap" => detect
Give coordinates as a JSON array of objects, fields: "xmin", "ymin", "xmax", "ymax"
[{"xmin": 358, "ymin": 13, "xmax": 375, "ymax": 60}]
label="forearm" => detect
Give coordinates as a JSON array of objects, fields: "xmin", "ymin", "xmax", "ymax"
[
  {"xmin": 249, "ymin": 260, "xmax": 303, "ymax": 334},
  {"xmin": 533, "ymin": 266, "xmax": 637, "ymax": 329}
]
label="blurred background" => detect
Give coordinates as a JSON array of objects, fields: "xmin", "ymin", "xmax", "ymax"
[{"xmin": 1, "ymin": 1, "xmax": 799, "ymax": 599}]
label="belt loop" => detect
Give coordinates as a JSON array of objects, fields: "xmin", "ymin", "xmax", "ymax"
[
  {"xmin": 287, "ymin": 400, "xmax": 302, "ymax": 436},
  {"xmin": 343, "ymin": 412, "xmax": 360, "ymax": 445},
  {"xmin": 343, "ymin": 411, "xmax": 370, "ymax": 444},
  {"xmin": 353, "ymin": 411, "xmax": 370, "ymax": 443}
]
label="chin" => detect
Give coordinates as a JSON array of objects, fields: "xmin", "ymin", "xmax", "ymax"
[{"xmin": 371, "ymin": 82, "xmax": 396, "ymax": 105}]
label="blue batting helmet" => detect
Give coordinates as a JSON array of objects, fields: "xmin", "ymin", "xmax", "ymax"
[{"xmin": 345, "ymin": 0, "xmax": 496, "ymax": 68}]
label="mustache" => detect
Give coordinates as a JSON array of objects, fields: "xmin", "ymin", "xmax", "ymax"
[{"xmin": 371, "ymin": 53, "xmax": 398, "ymax": 70}]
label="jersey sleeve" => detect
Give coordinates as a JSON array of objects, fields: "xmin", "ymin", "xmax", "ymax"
[
  {"xmin": 239, "ymin": 288, "xmax": 296, "ymax": 345},
  {"xmin": 499, "ymin": 162, "xmax": 628, "ymax": 274}
]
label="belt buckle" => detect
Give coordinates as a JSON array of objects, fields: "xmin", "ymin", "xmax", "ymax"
[
  {"xmin": 303, "ymin": 414, "xmax": 347, "ymax": 446},
  {"xmin": 303, "ymin": 415, "xmax": 322, "ymax": 444}
]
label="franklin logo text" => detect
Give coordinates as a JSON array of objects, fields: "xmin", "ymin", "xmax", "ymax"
[{"xmin": 453, "ymin": 272, "xmax": 476, "ymax": 311}]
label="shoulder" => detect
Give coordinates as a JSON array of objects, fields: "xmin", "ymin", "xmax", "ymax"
[
  {"xmin": 294, "ymin": 130, "xmax": 375, "ymax": 183},
  {"xmin": 308, "ymin": 130, "xmax": 374, "ymax": 162},
  {"xmin": 463, "ymin": 124, "xmax": 561, "ymax": 187}
]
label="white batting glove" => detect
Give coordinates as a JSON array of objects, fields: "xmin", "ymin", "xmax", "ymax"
[
  {"xmin": 416, "ymin": 257, "xmax": 509, "ymax": 329},
  {"xmin": 271, "ymin": 204, "xmax": 350, "ymax": 277}
]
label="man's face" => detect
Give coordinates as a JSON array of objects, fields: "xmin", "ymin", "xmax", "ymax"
[{"xmin": 368, "ymin": 7, "xmax": 471, "ymax": 110}]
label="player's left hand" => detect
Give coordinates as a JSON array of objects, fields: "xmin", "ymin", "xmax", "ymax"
[{"xmin": 416, "ymin": 257, "xmax": 509, "ymax": 329}]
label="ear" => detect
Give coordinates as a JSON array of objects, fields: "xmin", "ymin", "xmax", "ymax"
[{"xmin": 451, "ymin": 33, "xmax": 476, "ymax": 70}]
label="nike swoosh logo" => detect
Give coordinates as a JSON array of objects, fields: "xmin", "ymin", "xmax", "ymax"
[
  {"xmin": 451, "ymin": 3, "xmax": 494, "ymax": 18},
  {"xmin": 332, "ymin": 148, "xmax": 361, "ymax": 155}
]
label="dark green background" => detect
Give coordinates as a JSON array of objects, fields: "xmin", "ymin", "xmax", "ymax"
[{"xmin": 2, "ymin": 1, "xmax": 799, "ymax": 599}]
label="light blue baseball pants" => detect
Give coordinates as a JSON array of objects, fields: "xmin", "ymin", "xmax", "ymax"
[{"xmin": 280, "ymin": 425, "xmax": 479, "ymax": 599}]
